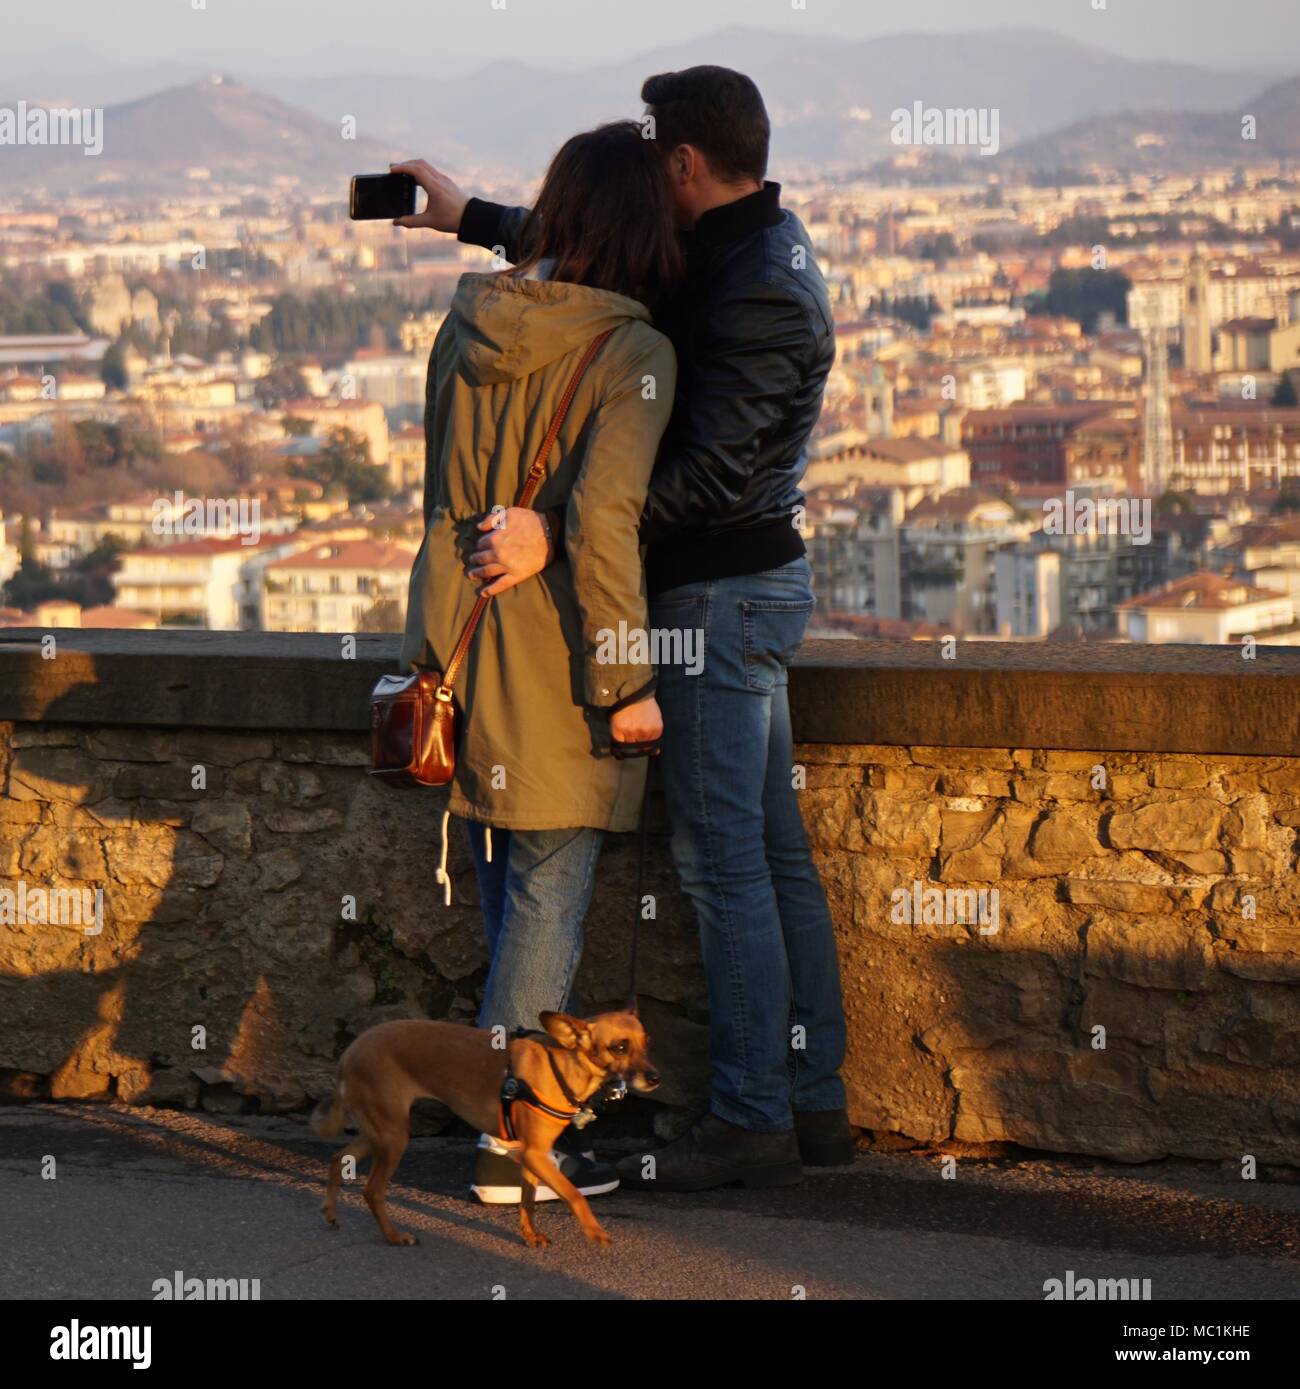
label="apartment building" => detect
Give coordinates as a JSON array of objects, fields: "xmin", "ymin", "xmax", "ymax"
[
  {"xmin": 1116, "ymin": 571, "xmax": 1298, "ymax": 644},
  {"xmin": 49, "ymin": 490, "xmax": 300, "ymax": 560},
  {"xmin": 1172, "ymin": 407, "xmax": 1300, "ymax": 493},
  {"xmin": 994, "ymin": 547, "xmax": 1062, "ymax": 637},
  {"xmin": 994, "ymin": 516, "xmax": 1144, "ymax": 637},
  {"xmin": 262, "ymin": 539, "xmax": 416, "ymax": 633},
  {"xmin": 805, "ymin": 430, "xmax": 970, "ymax": 498},
  {"xmin": 1214, "ymin": 514, "xmax": 1300, "ymax": 608},
  {"xmin": 900, "ymin": 488, "xmax": 1034, "ymax": 634},
  {"xmin": 964, "ymin": 404, "xmax": 1118, "ymax": 487},
  {"xmin": 389, "ymin": 424, "xmax": 425, "ymax": 495},
  {"xmin": 283, "ymin": 398, "xmax": 390, "ymax": 467},
  {"xmin": 112, "ymin": 536, "xmax": 279, "ymax": 628},
  {"xmin": 804, "ymin": 486, "xmax": 905, "ymax": 619},
  {"xmin": 341, "ymin": 351, "xmax": 425, "ymax": 411},
  {"xmin": 1217, "ymin": 318, "xmax": 1300, "ymax": 375}
]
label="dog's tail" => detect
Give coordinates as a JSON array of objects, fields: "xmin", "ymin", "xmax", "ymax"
[{"xmin": 310, "ymin": 1082, "xmax": 346, "ymax": 1138}]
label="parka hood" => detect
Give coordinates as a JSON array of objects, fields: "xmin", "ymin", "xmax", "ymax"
[{"xmin": 447, "ymin": 272, "xmax": 651, "ymax": 385}]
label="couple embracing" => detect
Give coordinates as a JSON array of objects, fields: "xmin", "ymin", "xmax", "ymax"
[{"xmin": 394, "ymin": 66, "xmax": 849, "ymax": 1206}]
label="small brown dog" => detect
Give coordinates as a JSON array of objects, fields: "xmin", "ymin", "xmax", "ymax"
[{"xmin": 313, "ymin": 1010, "xmax": 658, "ymax": 1248}]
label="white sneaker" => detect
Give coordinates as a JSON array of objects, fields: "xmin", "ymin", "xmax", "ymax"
[{"xmin": 469, "ymin": 1132, "xmax": 620, "ymax": 1205}]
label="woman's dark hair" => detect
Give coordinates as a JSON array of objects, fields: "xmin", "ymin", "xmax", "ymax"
[{"xmin": 514, "ymin": 120, "xmax": 683, "ymax": 312}]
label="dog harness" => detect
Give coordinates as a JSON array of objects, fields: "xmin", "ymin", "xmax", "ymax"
[
  {"xmin": 495, "ymin": 1033, "xmax": 625, "ymax": 1143},
  {"xmin": 497, "ymin": 1074, "xmax": 591, "ymax": 1142}
]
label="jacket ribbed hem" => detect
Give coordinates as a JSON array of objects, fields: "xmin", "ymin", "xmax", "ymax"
[{"xmin": 646, "ymin": 517, "xmax": 806, "ymax": 595}]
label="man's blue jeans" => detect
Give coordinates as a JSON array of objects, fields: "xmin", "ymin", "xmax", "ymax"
[
  {"xmin": 464, "ymin": 823, "xmax": 603, "ymax": 1033},
  {"xmin": 650, "ymin": 555, "xmax": 847, "ymax": 1132}
]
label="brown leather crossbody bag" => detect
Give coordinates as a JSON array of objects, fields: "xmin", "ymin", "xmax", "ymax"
[{"xmin": 368, "ymin": 328, "xmax": 614, "ymax": 788}]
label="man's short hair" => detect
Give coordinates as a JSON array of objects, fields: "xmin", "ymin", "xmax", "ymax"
[{"xmin": 640, "ymin": 66, "xmax": 769, "ymax": 184}]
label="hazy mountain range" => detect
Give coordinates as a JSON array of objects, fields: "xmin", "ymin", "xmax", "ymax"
[
  {"xmin": 1011, "ymin": 72, "xmax": 1300, "ymax": 173},
  {"xmin": 0, "ymin": 76, "xmax": 401, "ymax": 194},
  {"xmin": 0, "ymin": 26, "xmax": 1294, "ymax": 190}
]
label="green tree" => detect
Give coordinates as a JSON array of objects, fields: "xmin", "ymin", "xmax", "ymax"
[
  {"xmin": 0, "ymin": 276, "xmax": 88, "ymax": 335},
  {"xmin": 1157, "ymin": 489, "xmax": 1196, "ymax": 516},
  {"xmin": 73, "ymin": 420, "xmax": 125, "ymax": 469},
  {"xmin": 3, "ymin": 554, "xmax": 60, "ymax": 610},
  {"xmin": 101, "ymin": 341, "xmax": 128, "ymax": 392},
  {"xmin": 1274, "ymin": 479, "xmax": 1300, "ymax": 513},
  {"xmin": 870, "ymin": 293, "xmax": 938, "ymax": 331},
  {"xmin": 291, "ymin": 425, "xmax": 391, "ymax": 504},
  {"xmin": 258, "ymin": 362, "xmax": 311, "ymax": 410},
  {"xmin": 914, "ymin": 232, "xmax": 958, "ymax": 268},
  {"xmin": 1041, "ymin": 268, "xmax": 1132, "ymax": 334},
  {"xmin": 357, "ymin": 597, "xmax": 404, "ymax": 633}
]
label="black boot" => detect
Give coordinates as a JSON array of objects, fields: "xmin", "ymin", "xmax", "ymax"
[
  {"xmin": 616, "ymin": 1113, "xmax": 802, "ymax": 1192},
  {"xmin": 794, "ymin": 1109, "xmax": 855, "ymax": 1166}
]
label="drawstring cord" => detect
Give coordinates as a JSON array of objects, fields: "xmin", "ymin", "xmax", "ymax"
[
  {"xmin": 435, "ymin": 810, "xmax": 452, "ymax": 906},
  {"xmin": 435, "ymin": 816, "xmax": 492, "ymax": 909}
]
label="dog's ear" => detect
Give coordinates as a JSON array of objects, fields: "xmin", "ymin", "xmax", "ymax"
[{"xmin": 539, "ymin": 1012, "xmax": 593, "ymax": 1052}]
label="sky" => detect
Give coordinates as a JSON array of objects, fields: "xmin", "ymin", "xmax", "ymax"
[{"xmin": 2, "ymin": 0, "xmax": 1298, "ymax": 79}]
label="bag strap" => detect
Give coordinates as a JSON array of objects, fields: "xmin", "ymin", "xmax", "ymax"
[{"xmin": 435, "ymin": 327, "xmax": 616, "ymax": 703}]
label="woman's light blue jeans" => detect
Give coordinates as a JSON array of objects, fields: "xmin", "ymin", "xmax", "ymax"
[{"xmin": 463, "ymin": 822, "xmax": 603, "ymax": 1033}]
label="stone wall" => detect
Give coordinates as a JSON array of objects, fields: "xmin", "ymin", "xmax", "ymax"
[
  {"xmin": 0, "ymin": 720, "xmax": 706, "ymax": 1114},
  {"xmin": 2, "ymin": 631, "xmax": 1299, "ymax": 1164},
  {"xmin": 802, "ymin": 742, "xmax": 1300, "ymax": 1163}
]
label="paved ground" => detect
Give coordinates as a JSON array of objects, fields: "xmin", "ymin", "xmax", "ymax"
[{"xmin": 2, "ymin": 1103, "xmax": 1299, "ymax": 1300}]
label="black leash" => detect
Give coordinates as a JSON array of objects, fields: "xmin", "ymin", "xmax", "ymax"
[
  {"xmin": 629, "ymin": 754, "xmax": 652, "ymax": 1009},
  {"xmin": 611, "ymin": 738, "xmax": 658, "ymax": 1012}
]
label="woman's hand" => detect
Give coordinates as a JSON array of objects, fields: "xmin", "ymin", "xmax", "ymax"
[
  {"xmin": 390, "ymin": 159, "xmax": 468, "ymax": 232},
  {"xmin": 610, "ymin": 695, "xmax": 663, "ymax": 746}
]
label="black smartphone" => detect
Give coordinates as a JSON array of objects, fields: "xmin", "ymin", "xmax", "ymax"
[{"xmin": 349, "ymin": 172, "xmax": 417, "ymax": 221}]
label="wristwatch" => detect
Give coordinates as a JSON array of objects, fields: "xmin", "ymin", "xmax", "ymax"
[{"xmin": 537, "ymin": 510, "xmax": 556, "ymax": 561}]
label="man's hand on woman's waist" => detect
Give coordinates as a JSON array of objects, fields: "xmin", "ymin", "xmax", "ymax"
[{"xmin": 467, "ymin": 507, "xmax": 553, "ymax": 595}]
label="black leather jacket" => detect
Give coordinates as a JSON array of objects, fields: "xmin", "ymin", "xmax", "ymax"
[{"xmin": 458, "ymin": 182, "xmax": 835, "ymax": 592}]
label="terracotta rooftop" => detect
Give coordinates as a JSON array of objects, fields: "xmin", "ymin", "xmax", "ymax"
[
  {"xmin": 284, "ymin": 398, "xmax": 380, "ymax": 412},
  {"xmin": 121, "ymin": 535, "xmax": 272, "ymax": 558},
  {"xmin": 964, "ymin": 403, "xmax": 1118, "ymax": 427},
  {"xmin": 80, "ymin": 605, "xmax": 156, "ymax": 628},
  {"xmin": 1236, "ymin": 516, "xmax": 1300, "ymax": 547},
  {"xmin": 1117, "ymin": 571, "xmax": 1286, "ymax": 611},
  {"xmin": 267, "ymin": 539, "xmax": 416, "ymax": 572},
  {"xmin": 905, "ymin": 487, "xmax": 1015, "ymax": 524},
  {"xmin": 860, "ymin": 436, "xmax": 963, "ymax": 463}
]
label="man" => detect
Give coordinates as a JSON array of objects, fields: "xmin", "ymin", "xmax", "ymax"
[{"xmin": 394, "ymin": 65, "xmax": 849, "ymax": 1191}]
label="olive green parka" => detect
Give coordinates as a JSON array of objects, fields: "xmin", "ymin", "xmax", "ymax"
[{"xmin": 399, "ymin": 271, "xmax": 676, "ymax": 832}]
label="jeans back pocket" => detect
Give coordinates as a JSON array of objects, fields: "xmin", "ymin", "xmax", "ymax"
[{"xmin": 741, "ymin": 597, "xmax": 814, "ymax": 692}]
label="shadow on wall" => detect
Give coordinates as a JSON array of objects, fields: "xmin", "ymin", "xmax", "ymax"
[
  {"xmin": 817, "ymin": 845, "xmax": 1300, "ymax": 1166},
  {"xmin": 0, "ymin": 669, "xmax": 705, "ymax": 1115},
  {"xmin": 0, "ymin": 667, "xmax": 470, "ymax": 1111}
]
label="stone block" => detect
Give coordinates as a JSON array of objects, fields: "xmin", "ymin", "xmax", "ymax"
[
  {"xmin": 1084, "ymin": 915, "xmax": 1215, "ymax": 992},
  {"xmin": 1106, "ymin": 799, "xmax": 1222, "ymax": 853}
]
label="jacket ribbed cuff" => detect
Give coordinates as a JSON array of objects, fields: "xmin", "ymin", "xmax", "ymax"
[
  {"xmin": 458, "ymin": 197, "xmax": 507, "ymax": 251},
  {"xmin": 584, "ymin": 668, "xmax": 654, "ymax": 711}
]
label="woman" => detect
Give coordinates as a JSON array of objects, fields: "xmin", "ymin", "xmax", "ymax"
[{"xmin": 395, "ymin": 124, "xmax": 680, "ymax": 1202}]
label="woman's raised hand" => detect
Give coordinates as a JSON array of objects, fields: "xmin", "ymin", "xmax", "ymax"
[{"xmin": 390, "ymin": 160, "xmax": 469, "ymax": 232}]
